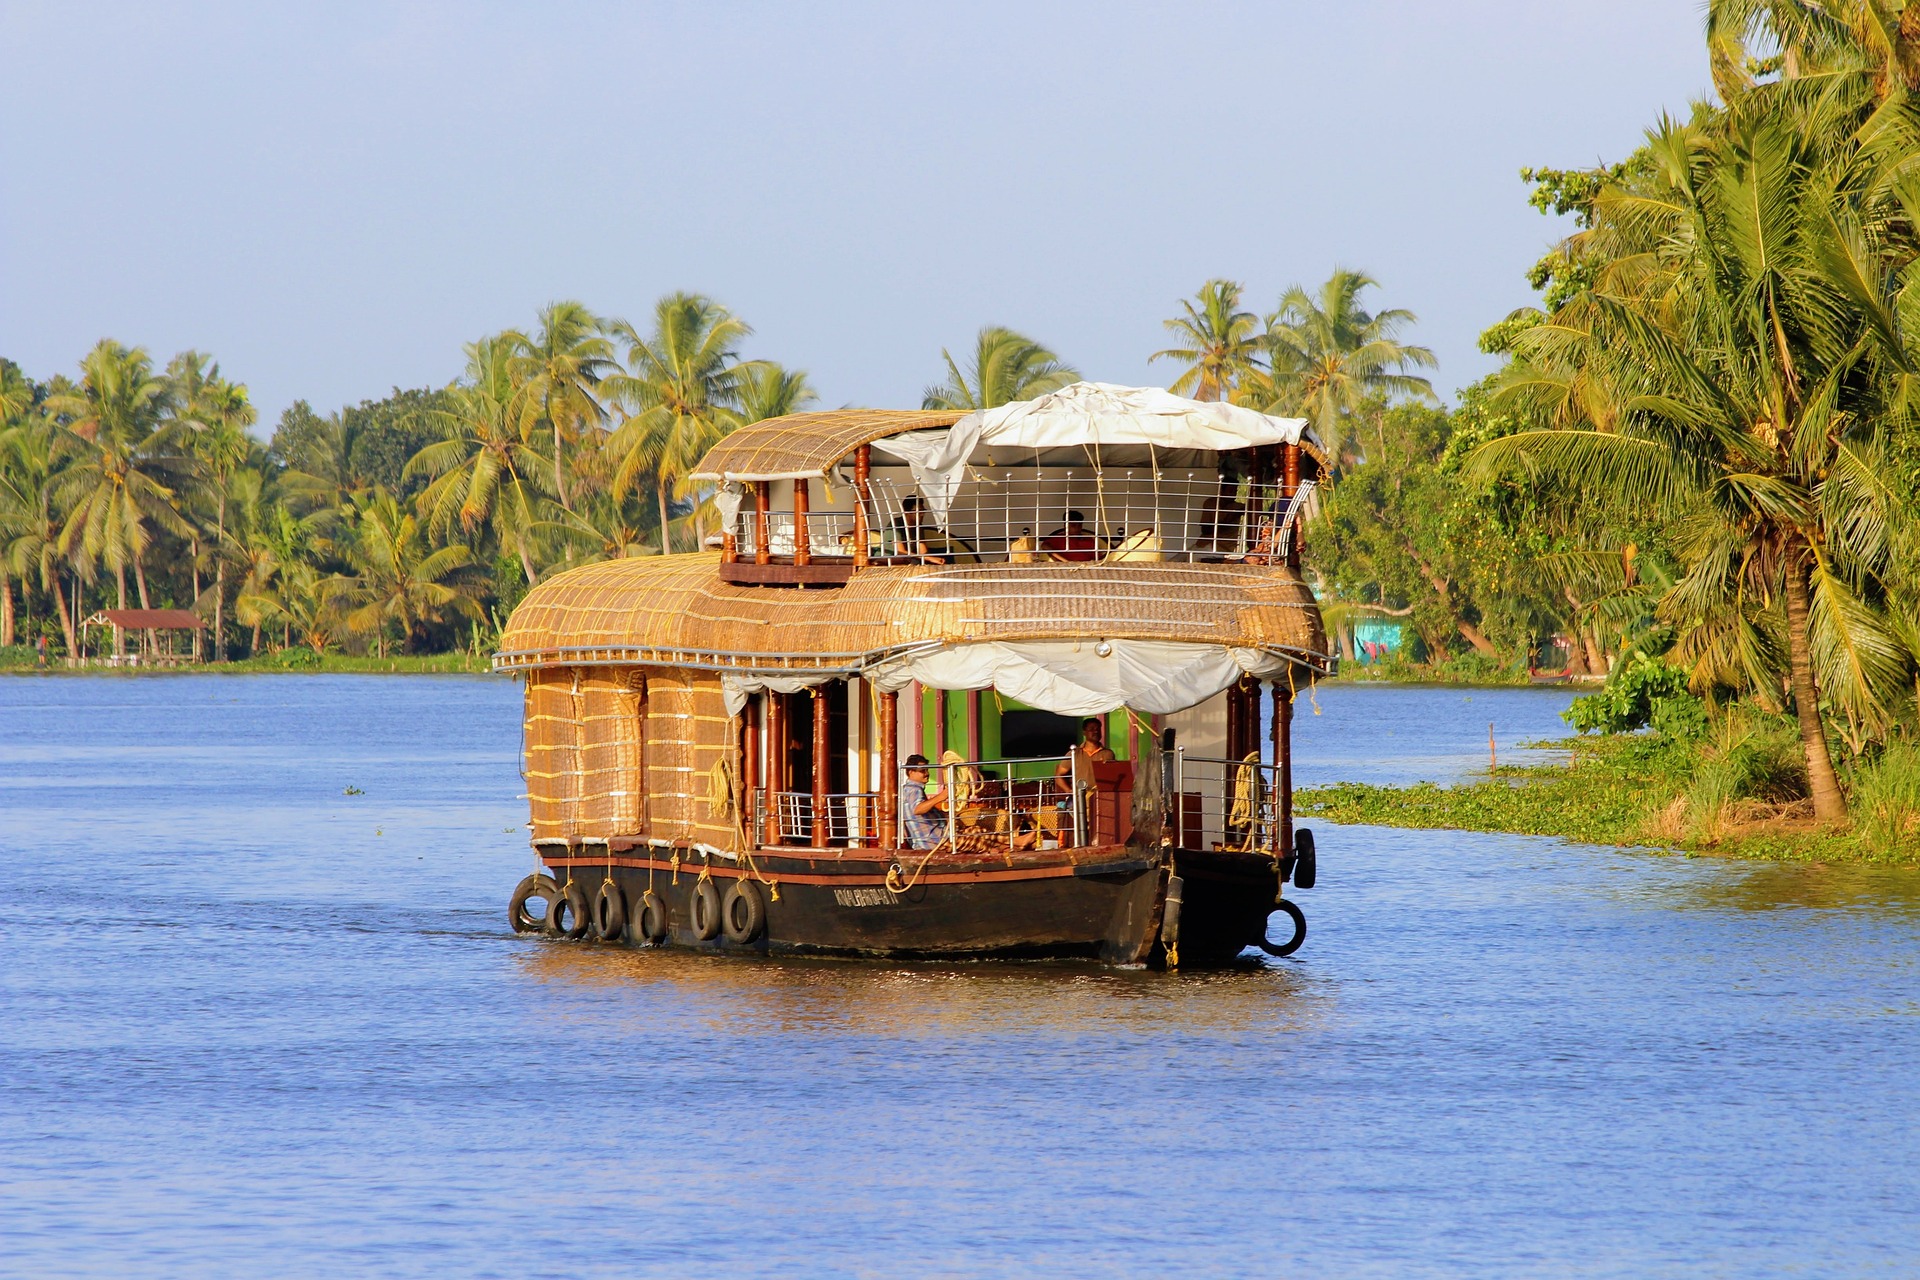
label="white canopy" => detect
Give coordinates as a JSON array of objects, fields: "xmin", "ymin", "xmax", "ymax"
[
  {"xmin": 719, "ymin": 639, "xmax": 1295, "ymax": 719},
  {"xmin": 873, "ymin": 382, "xmax": 1317, "ymax": 523}
]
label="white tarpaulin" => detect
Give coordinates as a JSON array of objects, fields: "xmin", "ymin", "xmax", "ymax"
[
  {"xmin": 867, "ymin": 639, "xmax": 1290, "ymax": 718},
  {"xmin": 871, "ymin": 382, "xmax": 1317, "ymax": 523},
  {"xmin": 720, "ymin": 670, "xmax": 838, "ymax": 716}
]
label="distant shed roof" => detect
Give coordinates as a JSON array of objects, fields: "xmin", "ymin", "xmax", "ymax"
[
  {"xmin": 691, "ymin": 409, "xmax": 967, "ymax": 482},
  {"xmin": 87, "ymin": 609, "xmax": 202, "ymax": 629}
]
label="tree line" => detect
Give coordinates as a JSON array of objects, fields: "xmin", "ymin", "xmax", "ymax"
[{"xmin": 0, "ymin": 275, "xmax": 1435, "ymax": 665}]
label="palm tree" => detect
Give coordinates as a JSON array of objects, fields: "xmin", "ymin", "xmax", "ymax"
[
  {"xmin": 333, "ymin": 489, "xmax": 484, "ymax": 656},
  {"xmin": 604, "ymin": 294, "xmax": 755, "ymax": 554},
  {"xmin": 736, "ymin": 361, "xmax": 818, "ymax": 424},
  {"xmin": 1150, "ymin": 279, "xmax": 1262, "ymax": 402},
  {"xmin": 46, "ymin": 340, "xmax": 196, "ymax": 617},
  {"xmin": 1257, "ymin": 270, "xmax": 1437, "ymax": 464},
  {"xmin": 0, "ymin": 416, "xmax": 84, "ymax": 656},
  {"xmin": 237, "ymin": 561, "xmax": 341, "ymax": 656},
  {"xmin": 408, "ymin": 336, "xmax": 559, "ymax": 585},
  {"xmin": 921, "ymin": 326, "xmax": 1078, "ymax": 411},
  {"xmin": 504, "ymin": 301, "xmax": 614, "ymax": 512},
  {"xmin": 172, "ymin": 354, "xmax": 258, "ymax": 660},
  {"xmin": 1475, "ymin": 108, "xmax": 1911, "ymax": 823}
]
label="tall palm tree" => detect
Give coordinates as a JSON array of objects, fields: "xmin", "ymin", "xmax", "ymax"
[
  {"xmin": 1475, "ymin": 108, "xmax": 1911, "ymax": 822},
  {"xmin": 173, "ymin": 354, "xmax": 257, "ymax": 660},
  {"xmin": 504, "ymin": 301, "xmax": 615, "ymax": 512},
  {"xmin": 46, "ymin": 340, "xmax": 195, "ymax": 614},
  {"xmin": 407, "ymin": 336, "xmax": 559, "ymax": 585},
  {"xmin": 922, "ymin": 326, "xmax": 1078, "ymax": 411},
  {"xmin": 333, "ymin": 490, "xmax": 484, "ymax": 656},
  {"xmin": 0, "ymin": 416, "xmax": 83, "ymax": 656},
  {"xmin": 736, "ymin": 361, "xmax": 818, "ymax": 424},
  {"xmin": 1150, "ymin": 279, "xmax": 1262, "ymax": 402},
  {"xmin": 604, "ymin": 294, "xmax": 755, "ymax": 554},
  {"xmin": 1258, "ymin": 269, "xmax": 1437, "ymax": 464}
]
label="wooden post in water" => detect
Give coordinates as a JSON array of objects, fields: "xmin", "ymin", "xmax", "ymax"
[
  {"xmin": 754, "ymin": 482, "xmax": 771, "ymax": 566},
  {"xmin": 1272, "ymin": 679, "xmax": 1293, "ymax": 866},
  {"xmin": 764, "ymin": 691, "xmax": 785, "ymax": 845},
  {"xmin": 853, "ymin": 444, "xmax": 872, "ymax": 570},
  {"xmin": 878, "ymin": 689, "xmax": 899, "ymax": 851},
  {"xmin": 811, "ymin": 685, "xmax": 830, "ymax": 846}
]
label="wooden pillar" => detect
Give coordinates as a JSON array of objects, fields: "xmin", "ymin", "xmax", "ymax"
[
  {"xmin": 743, "ymin": 693, "xmax": 761, "ymax": 842},
  {"xmin": 1226, "ymin": 677, "xmax": 1246, "ymax": 760},
  {"xmin": 764, "ymin": 691, "xmax": 785, "ymax": 844},
  {"xmin": 810, "ymin": 686, "xmax": 830, "ymax": 846},
  {"xmin": 793, "ymin": 479, "xmax": 812, "ymax": 567},
  {"xmin": 1272, "ymin": 680, "xmax": 1293, "ymax": 862},
  {"xmin": 878, "ymin": 689, "xmax": 899, "ymax": 851},
  {"xmin": 721, "ymin": 496, "xmax": 739, "ymax": 563},
  {"xmin": 1283, "ymin": 443, "xmax": 1303, "ymax": 569},
  {"xmin": 853, "ymin": 444, "xmax": 872, "ymax": 569},
  {"xmin": 754, "ymin": 482, "xmax": 771, "ymax": 566}
]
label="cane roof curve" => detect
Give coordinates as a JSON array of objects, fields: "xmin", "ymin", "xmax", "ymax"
[
  {"xmin": 691, "ymin": 409, "xmax": 968, "ymax": 483},
  {"xmin": 494, "ymin": 552, "xmax": 1332, "ymax": 676}
]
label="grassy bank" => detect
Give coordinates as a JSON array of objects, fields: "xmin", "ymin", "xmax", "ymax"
[
  {"xmin": 1296, "ymin": 726, "xmax": 1913, "ymax": 864},
  {"xmin": 1329, "ymin": 653, "xmax": 1536, "ymax": 687},
  {"xmin": 0, "ymin": 646, "xmax": 498, "ymax": 675}
]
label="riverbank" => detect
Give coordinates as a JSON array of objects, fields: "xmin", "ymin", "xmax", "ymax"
[
  {"xmin": 0, "ymin": 648, "xmax": 497, "ymax": 675},
  {"xmin": 1295, "ymin": 730, "xmax": 1912, "ymax": 864}
]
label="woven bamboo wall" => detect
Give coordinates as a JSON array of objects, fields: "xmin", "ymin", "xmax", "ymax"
[{"xmin": 524, "ymin": 664, "xmax": 743, "ymax": 848}]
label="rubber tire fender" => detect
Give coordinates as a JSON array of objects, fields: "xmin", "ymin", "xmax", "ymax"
[
  {"xmin": 1258, "ymin": 899, "xmax": 1307, "ymax": 958},
  {"xmin": 633, "ymin": 889, "xmax": 669, "ymax": 945},
  {"xmin": 553, "ymin": 880, "xmax": 592, "ymax": 940},
  {"xmin": 1292, "ymin": 828, "xmax": 1317, "ymax": 890},
  {"xmin": 690, "ymin": 878, "xmax": 723, "ymax": 942},
  {"xmin": 508, "ymin": 874, "xmax": 561, "ymax": 935},
  {"xmin": 721, "ymin": 879, "xmax": 767, "ymax": 945},
  {"xmin": 593, "ymin": 879, "xmax": 627, "ymax": 942}
]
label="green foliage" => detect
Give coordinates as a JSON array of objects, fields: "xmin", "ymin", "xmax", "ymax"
[
  {"xmin": 342, "ymin": 388, "xmax": 450, "ymax": 498},
  {"xmin": 1853, "ymin": 740, "xmax": 1920, "ymax": 855},
  {"xmin": 1564, "ymin": 654, "xmax": 1694, "ymax": 734}
]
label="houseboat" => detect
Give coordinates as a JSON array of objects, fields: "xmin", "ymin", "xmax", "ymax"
[{"xmin": 494, "ymin": 382, "xmax": 1333, "ymax": 966}]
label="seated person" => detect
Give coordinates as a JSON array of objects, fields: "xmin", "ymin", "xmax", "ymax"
[
  {"xmin": 1042, "ymin": 511, "xmax": 1099, "ymax": 562},
  {"xmin": 899, "ymin": 754, "xmax": 949, "ymax": 849},
  {"xmin": 888, "ymin": 496, "xmax": 977, "ymax": 564}
]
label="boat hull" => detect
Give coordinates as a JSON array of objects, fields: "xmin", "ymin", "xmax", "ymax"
[{"xmin": 531, "ymin": 845, "xmax": 1288, "ymax": 966}]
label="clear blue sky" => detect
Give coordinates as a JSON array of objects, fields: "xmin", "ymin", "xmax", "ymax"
[{"xmin": 1, "ymin": 1, "xmax": 1709, "ymax": 428}]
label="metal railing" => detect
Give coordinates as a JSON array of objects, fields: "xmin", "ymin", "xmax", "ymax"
[
  {"xmin": 1168, "ymin": 752, "xmax": 1283, "ymax": 855},
  {"xmin": 731, "ymin": 470, "xmax": 1314, "ymax": 567},
  {"xmin": 759, "ymin": 791, "xmax": 881, "ymax": 845}
]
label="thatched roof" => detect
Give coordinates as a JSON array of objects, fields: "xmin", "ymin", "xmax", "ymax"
[
  {"xmin": 691, "ymin": 409, "xmax": 968, "ymax": 482},
  {"xmin": 496, "ymin": 553, "xmax": 1330, "ymax": 676}
]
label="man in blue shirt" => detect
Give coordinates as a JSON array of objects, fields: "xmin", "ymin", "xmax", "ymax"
[{"xmin": 900, "ymin": 754, "xmax": 949, "ymax": 849}]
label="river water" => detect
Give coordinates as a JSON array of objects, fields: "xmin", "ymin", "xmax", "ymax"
[{"xmin": 3, "ymin": 675, "xmax": 1917, "ymax": 1277}]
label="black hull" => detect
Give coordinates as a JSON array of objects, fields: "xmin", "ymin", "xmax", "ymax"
[{"xmin": 529, "ymin": 845, "xmax": 1292, "ymax": 967}]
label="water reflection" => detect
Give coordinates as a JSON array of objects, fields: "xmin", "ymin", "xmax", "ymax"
[
  {"xmin": 514, "ymin": 940, "xmax": 1324, "ymax": 1038},
  {"xmin": 1645, "ymin": 857, "xmax": 1920, "ymax": 913}
]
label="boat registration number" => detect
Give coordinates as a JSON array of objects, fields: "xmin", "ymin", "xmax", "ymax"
[{"xmin": 833, "ymin": 887, "xmax": 901, "ymax": 907}]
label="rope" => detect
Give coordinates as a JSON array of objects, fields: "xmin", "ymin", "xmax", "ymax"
[{"xmin": 886, "ymin": 842, "xmax": 943, "ymax": 894}]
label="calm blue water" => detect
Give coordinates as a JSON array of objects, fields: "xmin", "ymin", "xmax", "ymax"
[{"xmin": 3, "ymin": 675, "xmax": 1917, "ymax": 1277}]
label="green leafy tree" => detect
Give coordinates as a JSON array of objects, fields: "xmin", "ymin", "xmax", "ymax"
[
  {"xmin": 1151, "ymin": 279, "xmax": 1261, "ymax": 402},
  {"xmin": 407, "ymin": 336, "xmax": 560, "ymax": 585},
  {"xmin": 46, "ymin": 340, "xmax": 195, "ymax": 615},
  {"xmin": 333, "ymin": 490, "xmax": 485, "ymax": 656},
  {"xmin": 922, "ymin": 325, "xmax": 1078, "ymax": 411},
  {"xmin": 504, "ymin": 301, "xmax": 615, "ymax": 512},
  {"xmin": 604, "ymin": 294, "xmax": 756, "ymax": 553},
  {"xmin": 1253, "ymin": 269, "xmax": 1436, "ymax": 465}
]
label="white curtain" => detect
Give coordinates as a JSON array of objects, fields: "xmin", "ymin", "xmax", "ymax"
[{"xmin": 867, "ymin": 639, "xmax": 1290, "ymax": 717}]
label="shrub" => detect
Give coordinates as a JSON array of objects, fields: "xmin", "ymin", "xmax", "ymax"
[
  {"xmin": 1853, "ymin": 740, "xmax": 1920, "ymax": 856},
  {"xmin": 1564, "ymin": 653, "xmax": 1696, "ymax": 734}
]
